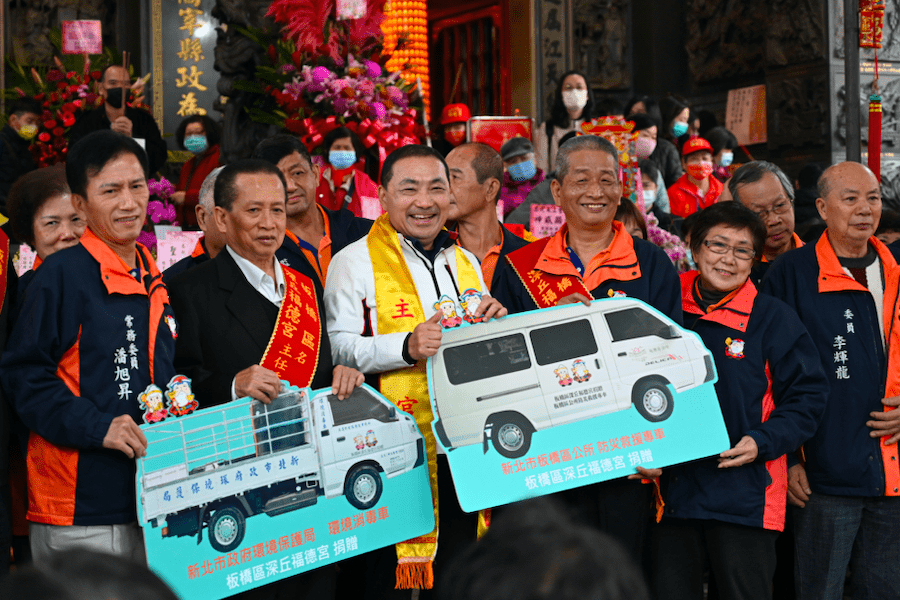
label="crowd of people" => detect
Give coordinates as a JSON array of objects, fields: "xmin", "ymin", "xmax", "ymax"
[{"xmin": 0, "ymin": 64, "xmax": 897, "ymax": 600}]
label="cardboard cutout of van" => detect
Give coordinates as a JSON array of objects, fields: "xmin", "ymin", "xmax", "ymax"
[
  {"xmin": 427, "ymin": 298, "xmax": 731, "ymax": 512},
  {"xmin": 136, "ymin": 384, "xmax": 434, "ymax": 600}
]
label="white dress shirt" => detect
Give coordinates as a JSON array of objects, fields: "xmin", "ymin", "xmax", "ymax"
[{"xmin": 227, "ymin": 245, "xmax": 286, "ymax": 400}]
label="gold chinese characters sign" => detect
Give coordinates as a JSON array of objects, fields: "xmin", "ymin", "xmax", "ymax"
[{"xmin": 152, "ymin": 0, "xmax": 218, "ymax": 138}]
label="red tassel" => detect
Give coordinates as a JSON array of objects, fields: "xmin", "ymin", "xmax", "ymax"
[{"xmin": 868, "ymin": 94, "xmax": 882, "ymax": 182}]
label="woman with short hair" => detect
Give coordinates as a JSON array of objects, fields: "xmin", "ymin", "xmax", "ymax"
[{"xmin": 652, "ymin": 202, "xmax": 828, "ymax": 600}]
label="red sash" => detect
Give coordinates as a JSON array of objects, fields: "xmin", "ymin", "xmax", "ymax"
[
  {"xmin": 259, "ymin": 267, "xmax": 322, "ymax": 388},
  {"xmin": 505, "ymin": 239, "xmax": 591, "ymax": 308}
]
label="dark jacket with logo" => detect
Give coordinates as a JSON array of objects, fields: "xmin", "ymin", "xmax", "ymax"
[
  {"xmin": 0, "ymin": 229, "xmax": 177, "ymax": 525},
  {"xmin": 661, "ymin": 273, "xmax": 827, "ymax": 531},
  {"xmin": 761, "ymin": 234, "xmax": 900, "ymax": 497}
]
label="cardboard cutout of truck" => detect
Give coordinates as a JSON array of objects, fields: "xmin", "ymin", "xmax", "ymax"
[
  {"xmin": 137, "ymin": 384, "xmax": 435, "ymax": 600},
  {"xmin": 427, "ymin": 298, "xmax": 731, "ymax": 512}
]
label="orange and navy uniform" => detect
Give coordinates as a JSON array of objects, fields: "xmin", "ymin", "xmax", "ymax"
[
  {"xmin": 162, "ymin": 236, "xmax": 210, "ymax": 284},
  {"xmin": 664, "ymin": 272, "xmax": 828, "ymax": 531},
  {"xmin": 456, "ymin": 223, "xmax": 529, "ymax": 292},
  {"xmin": 276, "ymin": 204, "xmax": 372, "ymax": 289},
  {"xmin": 750, "ymin": 232, "xmax": 804, "ymax": 286},
  {"xmin": 667, "ymin": 173, "xmax": 723, "ymax": 218},
  {"xmin": 762, "ymin": 233, "xmax": 900, "ymax": 497},
  {"xmin": 0, "ymin": 228, "xmax": 177, "ymax": 526},
  {"xmin": 493, "ymin": 221, "xmax": 682, "ymax": 323}
]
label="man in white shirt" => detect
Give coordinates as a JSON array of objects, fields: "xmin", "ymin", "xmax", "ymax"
[
  {"xmin": 167, "ymin": 159, "xmax": 362, "ymax": 406},
  {"xmin": 167, "ymin": 159, "xmax": 363, "ymax": 600},
  {"xmin": 324, "ymin": 145, "xmax": 505, "ymax": 597}
]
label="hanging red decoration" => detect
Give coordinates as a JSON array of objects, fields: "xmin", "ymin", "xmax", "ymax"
[
  {"xmin": 869, "ymin": 93, "xmax": 882, "ymax": 181},
  {"xmin": 860, "ymin": 0, "xmax": 885, "ymax": 48}
]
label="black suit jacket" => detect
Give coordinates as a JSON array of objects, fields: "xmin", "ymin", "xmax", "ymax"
[{"xmin": 167, "ymin": 249, "xmax": 333, "ymax": 407}]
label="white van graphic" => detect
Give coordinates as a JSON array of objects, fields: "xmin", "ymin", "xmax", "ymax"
[
  {"xmin": 139, "ymin": 385, "xmax": 423, "ymax": 552},
  {"xmin": 430, "ymin": 299, "xmax": 714, "ymax": 458}
]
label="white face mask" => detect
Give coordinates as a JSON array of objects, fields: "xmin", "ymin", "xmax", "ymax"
[{"xmin": 562, "ymin": 89, "xmax": 588, "ymax": 112}]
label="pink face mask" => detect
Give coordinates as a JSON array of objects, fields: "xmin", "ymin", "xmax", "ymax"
[
  {"xmin": 686, "ymin": 161, "xmax": 714, "ymax": 181},
  {"xmin": 635, "ymin": 137, "xmax": 657, "ymax": 159}
]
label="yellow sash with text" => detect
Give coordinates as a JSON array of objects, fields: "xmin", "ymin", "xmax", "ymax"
[
  {"xmin": 259, "ymin": 267, "xmax": 322, "ymax": 388},
  {"xmin": 367, "ymin": 214, "xmax": 486, "ymax": 589}
]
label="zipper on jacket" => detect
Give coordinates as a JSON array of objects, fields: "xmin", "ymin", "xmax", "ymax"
[{"xmin": 403, "ymin": 238, "xmax": 443, "ymax": 298}]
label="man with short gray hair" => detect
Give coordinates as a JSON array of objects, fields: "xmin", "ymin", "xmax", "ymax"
[
  {"xmin": 729, "ymin": 161, "xmax": 803, "ymax": 284},
  {"xmin": 163, "ymin": 166, "xmax": 226, "ymax": 283},
  {"xmin": 491, "ymin": 134, "xmax": 681, "ymax": 566}
]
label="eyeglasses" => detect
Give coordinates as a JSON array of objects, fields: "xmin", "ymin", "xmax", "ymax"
[
  {"xmin": 752, "ymin": 199, "xmax": 793, "ymax": 222},
  {"xmin": 703, "ymin": 240, "xmax": 756, "ymax": 261}
]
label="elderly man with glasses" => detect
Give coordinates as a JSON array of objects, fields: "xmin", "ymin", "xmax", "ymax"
[{"xmin": 728, "ymin": 161, "xmax": 804, "ymax": 285}]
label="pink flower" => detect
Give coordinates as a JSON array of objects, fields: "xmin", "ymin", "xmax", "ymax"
[
  {"xmin": 333, "ymin": 96, "xmax": 351, "ymax": 115},
  {"xmin": 311, "ymin": 66, "xmax": 332, "ymax": 84},
  {"xmin": 364, "ymin": 60, "xmax": 382, "ymax": 78},
  {"xmin": 148, "ymin": 177, "xmax": 176, "ymax": 201},
  {"xmin": 329, "ymin": 78, "xmax": 351, "ymax": 93},
  {"xmin": 280, "ymin": 64, "xmax": 296, "ymax": 74},
  {"xmin": 369, "ymin": 101, "xmax": 387, "ymax": 121},
  {"xmin": 356, "ymin": 80, "xmax": 375, "ymax": 98},
  {"xmin": 386, "ymin": 86, "xmax": 405, "ymax": 103}
]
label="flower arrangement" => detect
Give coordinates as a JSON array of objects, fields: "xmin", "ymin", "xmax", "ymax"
[
  {"xmin": 645, "ymin": 211, "xmax": 692, "ymax": 272},
  {"xmin": 236, "ymin": 0, "xmax": 425, "ymax": 155},
  {"xmin": 138, "ymin": 177, "xmax": 179, "ymax": 255},
  {"xmin": 3, "ymin": 29, "xmax": 144, "ymax": 167}
]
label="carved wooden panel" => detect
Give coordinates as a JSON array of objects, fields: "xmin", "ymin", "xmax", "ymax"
[
  {"xmin": 684, "ymin": 0, "xmax": 766, "ymax": 83},
  {"xmin": 766, "ymin": 66, "xmax": 830, "ymax": 149},
  {"xmin": 767, "ymin": 0, "xmax": 826, "ymax": 66},
  {"xmin": 571, "ymin": 0, "xmax": 629, "ymax": 90}
]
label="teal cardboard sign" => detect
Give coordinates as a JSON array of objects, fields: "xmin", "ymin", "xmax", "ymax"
[
  {"xmin": 427, "ymin": 298, "xmax": 730, "ymax": 513},
  {"xmin": 137, "ymin": 384, "xmax": 434, "ymax": 599}
]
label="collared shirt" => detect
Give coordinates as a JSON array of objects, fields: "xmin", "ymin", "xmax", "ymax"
[
  {"xmin": 226, "ymin": 245, "xmax": 285, "ymax": 307},
  {"xmin": 760, "ymin": 232, "xmax": 804, "ymax": 263},
  {"xmin": 226, "ymin": 246, "xmax": 286, "ymax": 401},
  {"xmin": 286, "ymin": 204, "xmax": 333, "ymax": 285}
]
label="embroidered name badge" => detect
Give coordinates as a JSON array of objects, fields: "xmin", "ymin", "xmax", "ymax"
[{"xmin": 724, "ymin": 337, "xmax": 745, "ymax": 359}]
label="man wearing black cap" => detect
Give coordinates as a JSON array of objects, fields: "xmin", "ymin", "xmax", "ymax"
[{"xmin": 499, "ymin": 137, "xmax": 545, "ymax": 220}]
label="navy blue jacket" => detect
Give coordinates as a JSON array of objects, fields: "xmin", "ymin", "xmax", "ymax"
[
  {"xmin": 662, "ymin": 274, "xmax": 828, "ymax": 531},
  {"xmin": 761, "ymin": 234, "xmax": 900, "ymax": 497},
  {"xmin": 493, "ymin": 223, "xmax": 682, "ymax": 324},
  {"xmin": 0, "ymin": 230, "xmax": 177, "ymax": 525}
]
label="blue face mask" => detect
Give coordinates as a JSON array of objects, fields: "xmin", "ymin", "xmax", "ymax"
[
  {"xmin": 329, "ymin": 150, "xmax": 357, "ymax": 170},
  {"xmin": 643, "ymin": 189, "xmax": 657, "ymax": 207},
  {"xmin": 508, "ymin": 159, "xmax": 537, "ymax": 182},
  {"xmin": 184, "ymin": 134, "xmax": 208, "ymax": 154},
  {"xmin": 672, "ymin": 121, "xmax": 689, "ymax": 138},
  {"xmin": 719, "ymin": 151, "xmax": 734, "ymax": 167}
]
